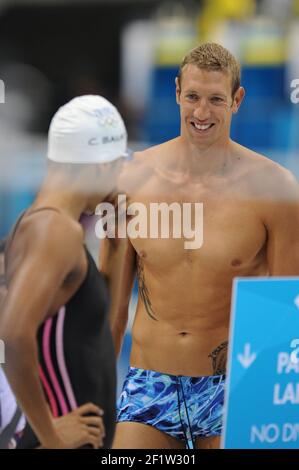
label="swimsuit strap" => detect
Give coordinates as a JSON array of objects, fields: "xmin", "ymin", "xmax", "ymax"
[{"xmin": 4, "ymin": 207, "xmax": 62, "ymax": 275}]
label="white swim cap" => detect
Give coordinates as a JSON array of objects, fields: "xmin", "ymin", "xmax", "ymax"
[{"xmin": 47, "ymin": 95, "xmax": 128, "ymax": 164}]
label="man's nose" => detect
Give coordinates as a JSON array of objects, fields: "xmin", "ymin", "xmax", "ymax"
[{"xmin": 193, "ymin": 99, "xmax": 211, "ymax": 121}]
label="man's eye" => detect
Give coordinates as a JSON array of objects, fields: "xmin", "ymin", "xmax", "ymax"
[
  {"xmin": 211, "ymin": 97, "xmax": 224, "ymax": 103},
  {"xmin": 186, "ymin": 94, "xmax": 198, "ymax": 100}
]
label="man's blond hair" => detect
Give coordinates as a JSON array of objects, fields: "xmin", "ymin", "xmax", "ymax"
[{"xmin": 178, "ymin": 43, "xmax": 241, "ymax": 97}]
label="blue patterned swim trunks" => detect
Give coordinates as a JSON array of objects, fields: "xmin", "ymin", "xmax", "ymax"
[{"xmin": 117, "ymin": 367, "xmax": 225, "ymax": 447}]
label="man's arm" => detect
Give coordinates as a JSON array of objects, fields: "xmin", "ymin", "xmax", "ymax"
[
  {"xmin": 99, "ymin": 151, "xmax": 150, "ymax": 356},
  {"xmin": 264, "ymin": 169, "xmax": 299, "ymax": 275},
  {"xmin": 99, "ymin": 236, "xmax": 136, "ymax": 357}
]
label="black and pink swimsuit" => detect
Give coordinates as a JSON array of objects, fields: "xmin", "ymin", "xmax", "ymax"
[{"xmin": 5, "ymin": 209, "xmax": 116, "ymax": 448}]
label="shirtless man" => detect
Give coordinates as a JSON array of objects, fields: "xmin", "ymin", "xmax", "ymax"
[
  {"xmin": 1, "ymin": 95, "xmax": 128, "ymax": 448},
  {"xmin": 100, "ymin": 43, "xmax": 299, "ymax": 449}
]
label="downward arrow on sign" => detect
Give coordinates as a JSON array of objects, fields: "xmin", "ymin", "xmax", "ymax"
[{"xmin": 237, "ymin": 343, "xmax": 257, "ymax": 369}]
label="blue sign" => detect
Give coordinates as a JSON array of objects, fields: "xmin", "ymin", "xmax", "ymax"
[{"xmin": 222, "ymin": 277, "xmax": 299, "ymax": 449}]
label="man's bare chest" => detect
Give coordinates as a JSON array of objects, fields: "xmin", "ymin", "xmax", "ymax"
[{"xmin": 126, "ymin": 185, "xmax": 267, "ymax": 272}]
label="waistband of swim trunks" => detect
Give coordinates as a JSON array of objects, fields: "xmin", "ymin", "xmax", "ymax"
[{"xmin": 127, "ymin": 366, "xmax": 226, "ymax": 381}]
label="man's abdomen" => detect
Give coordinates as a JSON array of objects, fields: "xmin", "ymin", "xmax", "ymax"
[{"xmin": 130, "ymin": 306, "xmax": 229, "ymax": 376}]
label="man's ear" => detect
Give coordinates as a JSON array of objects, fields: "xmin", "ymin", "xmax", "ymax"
[
  {"xmin": 232, "ymin": 86, "xmax": 245, "ymax": 114},
  {"xmin": 175, "ymin": 77, "xmax": 181, "ymax": 105}
]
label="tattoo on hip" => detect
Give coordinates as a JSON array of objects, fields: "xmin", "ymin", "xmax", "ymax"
[{"xmin": 208, "ymin": 341, "xmax": 228, "ymax": 375}]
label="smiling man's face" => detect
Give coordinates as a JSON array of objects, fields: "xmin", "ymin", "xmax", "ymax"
[{"xmin": 176, "ymin": 64, "xmax": 244, "ymax": 150}]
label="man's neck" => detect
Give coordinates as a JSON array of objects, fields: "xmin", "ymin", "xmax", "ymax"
[{"xmin": 176, "ymin": 135, "xmax": 236, "ymax": 177}]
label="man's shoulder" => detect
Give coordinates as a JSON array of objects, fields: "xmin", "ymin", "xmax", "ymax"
[
  {"xmin": 118, "ymin": 140, "xmax": 177, "ymax": 194},
  {"xmin": 237, "ymin": 144, "xmax": 299, "ymax": 200},
  {"xmin": 133, "ymin": 139, "xmax": 175, "ymax": 164}
]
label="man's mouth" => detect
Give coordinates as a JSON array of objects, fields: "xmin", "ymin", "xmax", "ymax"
[{"xmin": 190, "ymin": 122, "xmax": 215, "ymax": 132}]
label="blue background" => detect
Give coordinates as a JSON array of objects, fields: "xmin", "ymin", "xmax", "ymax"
[{"xmin": 223, "ymin": 278, "xmax": 299, "ymax": 449}]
